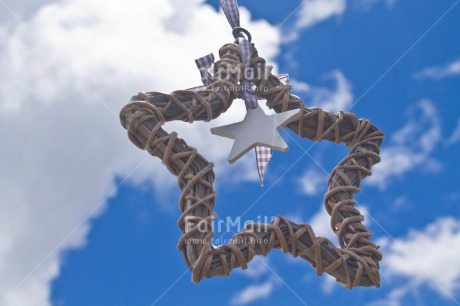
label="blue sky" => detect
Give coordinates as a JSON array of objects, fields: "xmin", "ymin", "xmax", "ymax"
[{"xmin": 1, "ymin": 0, "xmax": 460, "ymax": 306}]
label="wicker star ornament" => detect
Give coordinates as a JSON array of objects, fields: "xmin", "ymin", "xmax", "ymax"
[
  {"xmin": 120, "ymin": 0, "xmax": 384, "ymax": 289},
  {"xmin": 120, "ymin": 43, "xmax": 384, "ymax": 288}
]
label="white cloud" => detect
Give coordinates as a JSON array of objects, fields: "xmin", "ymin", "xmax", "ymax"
[
  {"xmin": 284, "ymin": 0, "xmax": 397, "ymax": 42},
  {"xmin": 308, "ymin": 202, "xmax": 371, "ymax": 242},
  {"xmin": 290, "ymin": 79, "xmax": 311, "ymax": 93},
  {"xmin": 321, "ymin": 274, "xmax": 338, "ymax": 295},
  {"xmin": 284, "ymin": 0, "xmax": 346, "ymax": 42},
  {"xmin": 316, "ymin": 71, "xmax": 353, "ymax": 111},
  {"xmin": 386, "ymin": 0, "xmax": 397, "ymax": 7},
  {"xmin": 391, "ymin": 195, "xmax": 412, "ymax": 211},
  {"xmin": 298, "ymin": 168, "xmax": 328, "ymax": 196},
  {"xmin": 288, "ymin": 71, "xmax": 353, "ymax": 112},
  {"xmin": 230, "ymin": 281, "xmax": 276, "ymax": 305},
  {"xmin": 367, "ymin": 284, "xmax": 415, "ymax": 306},
  {"xmin": 296, "ymin": 0, "xmax": 346, "ymax": 30},
  {"xmin": 353, "ymin": 0, "xmax": 397, "ymax": 11},
  {"xmin": 374, "ymin": 217, "xmax": 460, "ymax": 305},
  {"xmin": 367, "ymin": 100, "xmax": 442, "ymax": 189},
  {"xmin": 447, "ymin": 119, "xmax": 460, "ymax": 146},
  {"xmin": 234, "ymin": 256, "xmax": 270, "ymax": 279},
  {"xmin": 306, "ymin": 70, "xmax": 353, "ymax": 112},
  {"xmin": 308, "ymin": 205, "xmax": 337, "ymax": 241},
  {"xmin": 0, "ymin": 0, "xmax": 53, "ymax": 19},
  {"xmin": 0, "ymin": 0, "xmax": 281, "ymax": 305},
  {"xmin": 230, "ymin": 257, "xmax": 280, "ymax": 305},
  {"xmin": 415, "ymin": 59, "xmax": 460, "ymax": 80}
]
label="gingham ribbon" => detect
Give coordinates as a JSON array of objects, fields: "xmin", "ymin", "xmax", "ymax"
[
  {"xmin": 255, "ymin": 146, "xmax": 272, "ymax": 186},
  {"xmin": 194, "ymin": 52, "xmax": 272, "ymax": 185},
  {"xmin": 219, "ymin": 0, "xmax": 257, "ymax": 109},
  {"xmin": 193, "ymin": 0, "xmax": 296, "ymax": 186},
  {"xmin": 195, "ymin": 53, "xmax": 215, "ymax": 87},
  {"xmin": 193, "ymin": 59, "xmax": 293, "ymax": 186},
  {"xmin": 237, "ymin": 37, "xmax": 258, "ymax": 109},
  {"xmin": 254, "ymin": 75, "xmax": 289, "ymax": 186},
  {"xmin": 221, "ymin": 0, "xmax": 266, "ymax": 185},
  {"xmin": 220, "ymin": 0, "xmax": 241, "ymax": 29}
]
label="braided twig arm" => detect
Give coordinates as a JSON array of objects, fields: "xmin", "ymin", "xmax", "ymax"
[{"xmin": 120, "ymin": 43, "xmax": 383, "ymax": 288}]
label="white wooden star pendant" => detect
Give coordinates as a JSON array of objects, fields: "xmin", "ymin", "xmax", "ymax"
[{"xmin": 210, "ymin": 106, "xmax": 300, "ymax": 164}]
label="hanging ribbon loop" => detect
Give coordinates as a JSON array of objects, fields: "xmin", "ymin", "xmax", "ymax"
[
  {"xmin": 220, "ymin": 0, "xmax": 241, "ymax": 29},
  {"xmin": 192, "ymin": 0, "xmax": 277, "ymax": 186},
  {"xmin": 232, "ymin": 27, "xmax": 252, "ymax": 42}
]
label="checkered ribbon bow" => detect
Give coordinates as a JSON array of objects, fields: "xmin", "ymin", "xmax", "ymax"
[{"xmin": 190, "ymin": 0, "xmax": 292, "ymax": 186}]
